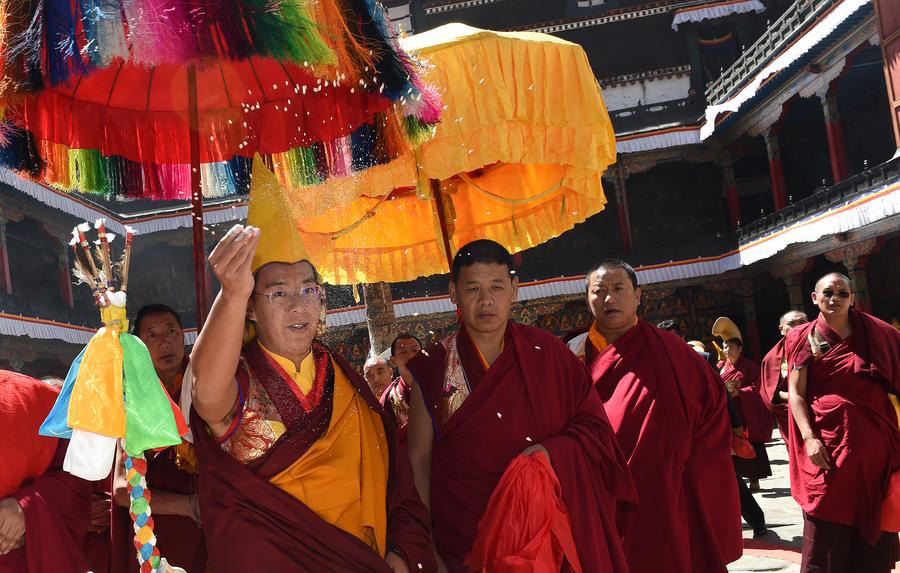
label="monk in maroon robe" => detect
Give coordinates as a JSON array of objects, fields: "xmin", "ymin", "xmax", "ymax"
[
  {"xmin": 0, "ymin": 370, "xmax": 92, "ymax": 573},
  {"xmin": 189, "ymin": 223, "xmax": 434, "ymax": 572},
  {"xmin": 719, "ymin": 339, "xmax": 773, "ymax": 488},
  {"xmin": 760, "ymin": 310, "xmax": 808, "ymax": 446},
  {"xmin": 112, "ymin": 305, "xmax": 206, "ymax": 572},
  {"xmin": 380, "ymin": 334, "xmax": 421, "ymax": 429},
  {"xmin": 405, "ymin": 240, "xmax": 635, "ymax": 572},
  {"xmin": 786, "ymin": 273, "xmax": 900, "ymax": 572},
  {"xmin": 570, "ymin": 259, "xmax": 742, "ymax": 573}
]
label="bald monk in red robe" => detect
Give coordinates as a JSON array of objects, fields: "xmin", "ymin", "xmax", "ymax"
[
  {"xmin": 760, "ymin": 310, "xmax": 808, "ymax": 447},
  {"xmin": 719, "ymin": 337, "xmax": 773, "ymax": 489},
  {"xmin": 0, "ymin": 370, "xmax": 92, "ymax": 573},
  {"xmin": 110, "ymin": 304, "xmax": 206, "ymax": 572},
  {"xmin": 188, "ymin": 222, "xmax": 434, "ymax": 573},
  {"xmin": 570, "ymin": 258, "xmax": 742, "ymax": 573},
  {"xmin": 787, "ymin": 272, "xmax": 900, "ymax": 572},
  {"xmin": 404, "ymin": 240, "xmax": 635, "ymax": 572}
]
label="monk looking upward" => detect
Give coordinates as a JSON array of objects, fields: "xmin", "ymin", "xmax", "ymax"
[
  {"xmin": 404, "ymin": 240, "xmax": 635, "ymax": 572},
  {"xmin": 112, "ymin": 304, "xmax": 206, "ymax": 572},
  {"xmin": 569, "ymin": 258, "xmax": 742, "ymax": 573},
  {"xmin": 760, "ymin": 310, "xmax": 808, "ymax": 447},
  {"xmin": 786, "ymin": 273, "xmax": 900, "ymax": 572}
]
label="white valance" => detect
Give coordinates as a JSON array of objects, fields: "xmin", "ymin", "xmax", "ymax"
[{"xmin": 672, "ymin": 0, "xmax": 765, "ymax": 31}]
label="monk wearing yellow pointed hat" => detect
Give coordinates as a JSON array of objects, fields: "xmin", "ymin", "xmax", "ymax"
[{"xmin": 185, "ymin": 156, "xmax": 435, "ymax": 573}]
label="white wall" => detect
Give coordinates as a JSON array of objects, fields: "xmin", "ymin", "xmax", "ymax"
[{"xmin": 602, "ymin": 73, "xmax": 691, "ymax": 111}]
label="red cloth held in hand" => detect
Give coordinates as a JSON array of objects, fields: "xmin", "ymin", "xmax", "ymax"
[{"xmin": 465, "ymin": 453, "xmax": 583, "ymax": 573}]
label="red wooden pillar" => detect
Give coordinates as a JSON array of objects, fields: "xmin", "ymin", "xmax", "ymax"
[
  {"xmin": 722, "ymin": 162, "xmax": 741, "ymax": 230},
  {"xmin": 0, "ymin": 218, "xmax": 11, "ymax": 295},
  {"xmin": 612, "ymin": 168, "xmax": 633, "ymax": 251},
  {"xmin": 741, "ymin": 291, "xmax": 762, "ymax": 360},
  {"xmin": 821, "ymin": 93, "xmax": 850, "ymax": 183},
  {"xmin": 764, "ymin": 130, "xmax": 788, "ymax": 210},
  {"xmin": 873, "ymin": 0, "xmax": 900, "ymax": 151},
  {"xmin": 58, "ymin": 244, "xmax": 74, "ymax": 308}
]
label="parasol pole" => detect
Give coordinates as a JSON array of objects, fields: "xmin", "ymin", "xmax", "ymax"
[
  {"xmin": 187, "ymin": 65, "xmax": 208, "ymax": 329},
  {"xmin": 430, "ymin": 179, "xmax": 455, "ymax": 272}
]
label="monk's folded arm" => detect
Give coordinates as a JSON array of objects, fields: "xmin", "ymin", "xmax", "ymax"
[
  {"xmin": 788, "ymin": 367, "xmax": 816, "ymax": 441},
  {"xmin": 190, "ymin": 290, "xmax": 245, "ymax": 428}
]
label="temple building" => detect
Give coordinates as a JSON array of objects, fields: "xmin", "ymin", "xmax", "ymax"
[{"xmin": 1, "ymin": 0, "xmax": 898, "ymax": 375}]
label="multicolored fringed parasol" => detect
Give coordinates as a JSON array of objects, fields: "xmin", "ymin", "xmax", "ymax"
[
  {"xmin": 0, "ymin": 0, "xmax": 441, "ymax": 199},
  {"xmin": 38, "ymin": 222, "xmax": 189, "ymax": 573}
]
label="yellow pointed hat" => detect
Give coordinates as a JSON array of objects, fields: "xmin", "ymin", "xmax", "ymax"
[{"xmin": 248, "ymin": 154, "xmax": 311, "ymax": 273}]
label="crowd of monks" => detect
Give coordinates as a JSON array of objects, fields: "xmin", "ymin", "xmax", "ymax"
[{"xmin": 1, "ymin": 224, "xmax": 899, "ymax": 573}]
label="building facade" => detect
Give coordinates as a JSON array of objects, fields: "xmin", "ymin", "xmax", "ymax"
[{"xmin": 1, "ymin": 0, "xmax": 898, "ymax": 375}]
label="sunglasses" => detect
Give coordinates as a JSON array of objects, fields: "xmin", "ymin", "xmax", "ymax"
[{"xmin": 821, "ymin": 289, "xmax": 851, "ymax": 299}]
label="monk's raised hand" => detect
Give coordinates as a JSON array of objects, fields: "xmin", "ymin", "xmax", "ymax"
[
  {"xmin": 805, "ymin": 437, "xmax": 832, "ymax": 470},
  {"xmin": 208, "ymin": 224, "xmax": 260, "ymax": 299}
]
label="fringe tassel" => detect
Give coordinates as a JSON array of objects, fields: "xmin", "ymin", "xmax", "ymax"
[
  {"xmin": 43, "ymin": 0, "xmax": 89, "ymax": 85},
  {"xmin": 78, "ymin": 0, "xmax": 127, "ymax": 67},
  {"xmin": 311, "ymin": 0, "xmax": 377, "ymax": 81}
]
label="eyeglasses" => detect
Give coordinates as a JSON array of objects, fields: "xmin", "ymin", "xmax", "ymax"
[
  {"xmin": 254, "ymin": 285, "xmax": 322, "ymax": 307},
  {"xmin": 821, "ymin": 289, "xmax": 851, "ymax": 299}
]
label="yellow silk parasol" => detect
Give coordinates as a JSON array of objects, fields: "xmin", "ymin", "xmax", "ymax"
[{"xmin": 276, "ymin": 23, "xmax": 617, "ymax": 284}]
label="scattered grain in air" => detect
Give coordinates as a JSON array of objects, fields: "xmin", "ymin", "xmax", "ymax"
[
  {"xmin": 526, "ymin": 436, "xmax": 533, "ymax": 442},
  {"xmin": 497, "ymin": 412, "xmax": 503, "ymax": 419},
  {"xmin": 535, "ymin": 346, "xmax": 541, "ymax": 350},
  {"xmin": 479, "ymin": 78, "xmax": 485, "ymax": 84}
]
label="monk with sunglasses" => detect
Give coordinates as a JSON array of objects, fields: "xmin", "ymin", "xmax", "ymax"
[{"xmin": 786, "ymin": 272, "xmax": 900, "ymax": 572}]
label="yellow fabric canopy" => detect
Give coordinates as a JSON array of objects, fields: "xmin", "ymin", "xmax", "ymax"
[{"xmin": 282, "ymin": 23, "xmax": 616, "ymax": 284}]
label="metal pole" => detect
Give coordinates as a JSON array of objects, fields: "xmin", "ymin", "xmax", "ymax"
[{"xmin": 188, "ymin": 66, "xmax": 208, "ymax": 328}]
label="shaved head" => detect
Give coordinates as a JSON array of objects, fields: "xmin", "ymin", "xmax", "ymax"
[
  {"xmin": 815, "ymin": 272, "xmax": 851, "ymax": 292},
  {"xmin": 778, "ymin": 309, "xmax": 808, "ymax": 335},
  {"xmin": 811, "ymin": 272, "xmax": 853, "ymax": 320}
]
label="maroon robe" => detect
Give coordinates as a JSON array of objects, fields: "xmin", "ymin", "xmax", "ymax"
[
  {"xmin": 191, "ymin": 341, "xmax": 435, "ymax": 572},
  {"xmin": 587, "ymin": 320, "xmax": 742, "ymax": 573},
  {"xmin": 84, "ymin": 477, "xmax": 113, "ymax": 573},
  {"xmin": 785, "ymin": 311, "xmax": 900, "ymax": 546},
  {"xmin": 761, "ymin": 337, "xmax": 792, "ymax": 444},
  {"xmin": 407, "ymin": 321, "xmax": 635, "ymax": 572},
  {"xmin": 719, "ymin": 356, "xmax": 773, "ymax": 443},
  {"xmin": 0, "ymin": 372, "xmax": 91, "ymax": 573},
  {"xmin": 720, "ymin": 356, "xmax": 773, "ymax": 480}
]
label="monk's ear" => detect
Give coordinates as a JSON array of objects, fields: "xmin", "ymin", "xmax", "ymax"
[
  {"xmin": 635, "ymin": 286, "xmax": 642, "ymax": 306},
  {"xmin": 449, "ymin": 281, "xmax": 458, "ymax": 305},
  {"xmin": 510, "ymin": 275, "xmax": 519, "ymax": 301},
  {"xmin": 810, "ymin": 291, "xmax": 818, "ymax": 306},
  {"xmin": 246, "ymin": 297, "xmax": 257, "ymax": 323}
]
